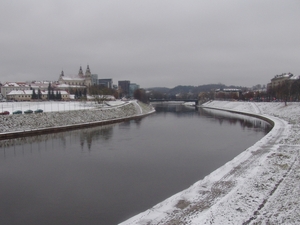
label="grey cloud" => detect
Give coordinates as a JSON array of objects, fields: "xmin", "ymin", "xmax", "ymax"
[{"xmin": 1, "ymin": 0, "xmax": 300, "ymax": 88}]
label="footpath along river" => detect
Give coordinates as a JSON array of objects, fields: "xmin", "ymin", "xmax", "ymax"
[{"xmin": 0, "ymin": 103, "xmax": 271, "ymax": 225}]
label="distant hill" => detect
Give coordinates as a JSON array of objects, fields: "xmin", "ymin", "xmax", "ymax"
[
  {"xmin": 146, "ymin": 87, "xmax": 170, "ymax": 93},
  {"xmin": 146, "ymin": 84, "xmax": 247, "ymax": 95}
]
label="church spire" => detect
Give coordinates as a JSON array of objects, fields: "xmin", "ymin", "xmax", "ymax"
[
  {"xmin": 78, "ymin": 66, "xmax": 84, "ymax": 77},
  {"xmin": 59, "ymin": 70, "xmax": 64, "ymax": 81},
  {"xmin": 85, "ymin": 65, "xmax": 91, "ymax": 76}
]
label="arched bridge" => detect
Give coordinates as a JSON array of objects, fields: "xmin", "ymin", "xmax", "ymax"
[{"xmin": 149, "ymin": 99, "xmax": 198, "ymax": 105}]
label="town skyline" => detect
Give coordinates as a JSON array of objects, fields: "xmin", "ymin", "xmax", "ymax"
[{"xmin": 0, "ymin": 63, "xmax": 289, "ymax": 88}]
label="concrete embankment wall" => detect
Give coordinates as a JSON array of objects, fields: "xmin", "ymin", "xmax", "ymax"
[
  {"xmin": 0, "ymin": 101, "xmax": 154, "ymax": 140},
  {"xmin": 200, "ymin": 105, "xmax": 275, "ymax": 127}
]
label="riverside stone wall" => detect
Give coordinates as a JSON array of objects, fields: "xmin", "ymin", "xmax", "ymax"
[{"xmin": 0, "ymin": 101, "xmax": 154, "ymax": 134}]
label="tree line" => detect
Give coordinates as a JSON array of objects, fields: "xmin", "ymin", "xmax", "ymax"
[{"xmin": 31, "ymin": 87, "xmax": 62, "ymax": 100}]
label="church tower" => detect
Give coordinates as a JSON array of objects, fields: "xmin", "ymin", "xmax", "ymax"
[
  {"xmin": 84, "ymin": 65, "xmax": 92, "ymax": 86},
  {"xmin": 85, "ymin": 65, "xmax": 91, "ymax": 76},
  {"xmin": 78, "ymin": 66, "xmax": 84, "ymax": 78},
  {"xmin": 58, "ymin": 70, "xmax": 64, "ymax": 83}
]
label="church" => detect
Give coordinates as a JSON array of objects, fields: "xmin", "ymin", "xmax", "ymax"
[{"xmin": 58, "ymin": 65, "xmax": 92, "ymax": 87}]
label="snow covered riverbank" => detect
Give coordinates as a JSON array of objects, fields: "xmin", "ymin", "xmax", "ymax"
[
  {"xmin": 0, "ymin": 100, "xmax": 154, "ymax": 136},
  {"xmin": 120, "ymin": 100, "xmax": 300, "ymax": 225}
]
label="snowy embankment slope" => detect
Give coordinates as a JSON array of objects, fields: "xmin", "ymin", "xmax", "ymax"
[
  {"xmin": 120, "ymin": 101, "xmax": 300, "ymax": 225},
  {"xmin": 0, "ymin": 100, "xmax": 154, "ymax": 134}
]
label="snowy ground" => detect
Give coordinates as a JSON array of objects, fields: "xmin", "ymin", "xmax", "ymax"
[
  {"xmin": 0, "ymin": 100, "xmax": 126, "ymax": 114},
  {"xmin": 120, "ymin": 101, "xmax": 300, "ymax": 225}
]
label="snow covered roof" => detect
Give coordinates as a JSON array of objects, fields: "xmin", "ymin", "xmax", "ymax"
[
  {"xmin": 59, "ymin": 90, "xmax": 68, "ymax": 95},
  {"xmin": 7, "ymin": 90, "xmax": 69, "ymax": 95},
  {"xmin": 289, "ymin": 74, "xmax": 300, "ymax": 80},
  {"xmin": 271, "ymin": 73, "xmax": 300, "ymax": 81},
  {"xmin": 39, "ymin": 90, "xmax": 69, "ymax": 95},
  {"xmin": 7, "ymin": 90, "xmax": 32, "ymax": 95},
  {"xmin": 56, "ymin": 84, "xmax": 70, "ymax": 87},
  {"xmin": 273, "ymin": 72, "xmax": 293, "ymax": 79},
  {"xmin": 3, "ymin": 82, "xmax": 29, "ymax": 87},
  {"xmin": 56, "ymin": 84, "xmax": 85, "ymax": 88},
  {"xmin": 60, "ymin": 75, "xmax": 85, "ymax": 81},
  {"xmin": 215, "ymin": 88, "xmax": 241, "ymax": 92},
  {"xmin": 30, "ymin": 84, "xmax": 49, "ymax": 89}
]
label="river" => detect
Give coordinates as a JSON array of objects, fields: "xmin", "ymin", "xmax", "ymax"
[{"xmin": 0, "ymin": 104, "xmax": 271, "ymax": 225}]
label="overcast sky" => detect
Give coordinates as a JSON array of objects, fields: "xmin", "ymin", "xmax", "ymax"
[{"xmin": 1, "ymin": 1, "xmax": 300, "ymax": 88}]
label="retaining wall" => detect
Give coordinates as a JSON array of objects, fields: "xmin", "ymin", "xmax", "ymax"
[{"xmin": 0, "ymin": 101, "xmax": 155, "ymax": 140}]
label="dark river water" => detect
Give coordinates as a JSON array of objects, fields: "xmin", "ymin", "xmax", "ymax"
[{"xmin": 0, "ymin": 104, "xmax": 271, "ymax": 225}]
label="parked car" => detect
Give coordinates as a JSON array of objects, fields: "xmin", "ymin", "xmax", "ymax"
[
  {"xmin": 0, "ymin": 111, "xmax": 9, "ymax": 115},
  {"xmin": 24, "ymin": 109, "xmax": 33, "ymax": 114},
  {"xmin": 13, "ymin": 110, "xmax": 22, "ymax": 114},
  {"xmin": 34, "ymin": 109, "xmax": 43, "ymax": 113}
]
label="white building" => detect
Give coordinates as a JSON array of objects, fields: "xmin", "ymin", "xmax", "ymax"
[
  {"xmin": 1, "ymin": 82, "xmax": 30, "ymax": 98},
  {"xmin": 6, "ymin": 90, "xmax": 70, "ymax": 101}
]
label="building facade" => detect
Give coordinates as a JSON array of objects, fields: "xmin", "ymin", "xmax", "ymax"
[
  {"xmin": 1, "ymin": 82, "xmax": 30, "ymax": 98},
  {"xmin": 214, "ymin": 88, "xmax": 241, "ymax": 99},
  {"xmin": 129, "ymin": 83, "xmax": 139, "ymax": 97},
  {"xmin": 6, "ymin": 90, "xmax": 69, "ymax": 101},
  {"xmin": 118, "ymin": 80, "xmax": 130, "ymax": 97},
  {"xmin": 58, "ymin": 65, "xmax": 92, "ymax": 87},
  {"xmin": 91, "ymin": 74, "xmax": 98, "ymax": 86},
  {"xmin": 98, "ymin": 79, "xmax": 113, "ymax": 89},
  {"xmin": 267, "ymin": 72, "xmax": 300, "ymax": 91}
]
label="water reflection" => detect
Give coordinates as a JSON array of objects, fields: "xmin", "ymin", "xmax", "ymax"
[
  {"xmin": 0, "ymin": 125, "xmax": 114, "ymax": 159},
  {"xmin": 199, "ymin": 108, "xmax": 271, "ymax": 132},
  {"xmin": 0, "ymin": 118, "xmax": 147, "ymax": 159},
  {"xmin": 118, "ymin": 118, "xmax": 143, "ymax": 129},
  {"xmin": 79, "ymin": 125, "xmax": 114, "ymax": 150},
  {"xmin": 153, "ymin": 103, "xmax": 271, "ymax": 133},
  {"xmin": 153, "ymin": 103, "xmax": 192, "ymax": 113}
]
